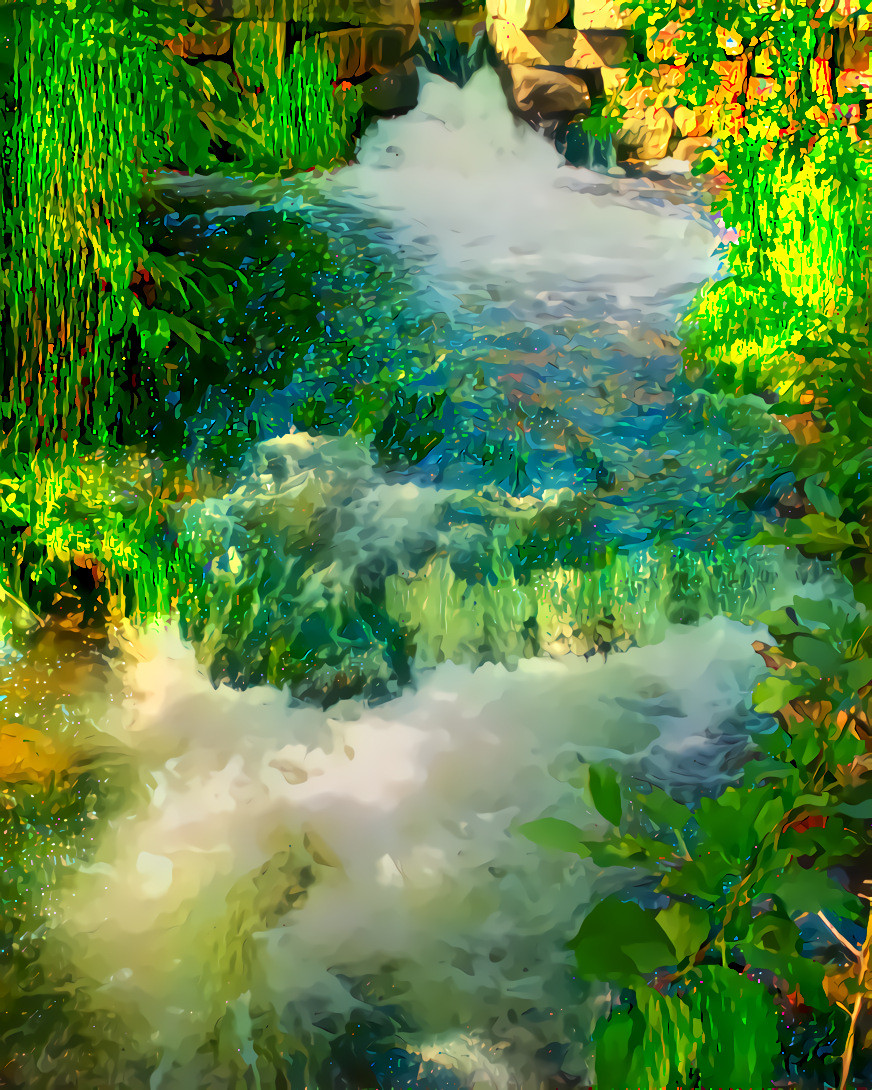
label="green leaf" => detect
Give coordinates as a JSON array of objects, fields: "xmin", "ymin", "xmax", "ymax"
[
  {"xmin": 846, "ymin": 657, "xmax": 872, "ymax": 692},
  {"xmin": 656, "ymin": 901, "xmax": 711, "ymax": 963},
  {"xmin": 754, "ymin": 675, "xmax": 807, "ymax": 713},
  {"xmin": 518, "ymin": 818, "xmax": 591, "ymax": 857},
  {"xmin": 804, "ymin": 480, "xmax": 843, "ymax": 518},
  {"xmin": 569, "ymin": 896, "xmax": 676, "ymax": 980},
  {"xmin": 589, "ymin": 763, "xmax": 622, "ymax": 826},
  {"xmin": 792, "ymin": 635, "xmax": 846, "ymax": 677},
  {"xmin": 637, "ymin": 785, "xmax": 691, "ymax": 833},
  {"xmin": 165, "ymin": 312, "xmax": 203, "ymax": 354},
  {"xmin": 768, "ymin": 866, "xmax": 859, "ymax": 921}
]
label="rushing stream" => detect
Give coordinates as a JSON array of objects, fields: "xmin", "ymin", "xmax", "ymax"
[{"xmin": 4, "ymin": 63, "xmax": 848, "ymax": 1089}]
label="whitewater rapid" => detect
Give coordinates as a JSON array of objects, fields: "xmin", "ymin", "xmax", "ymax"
[
  {"xmin": 39, "ymin": 63, "xmax": 820, "ymax": 1089},
  {"xmin": 320, "ymin": 66, "xmax": 722, "ymax": 326}
]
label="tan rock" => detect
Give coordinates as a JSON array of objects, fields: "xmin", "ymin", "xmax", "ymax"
[
  {"xmin": 508, "ymin": 64, "xmax": 591, "ymax": 117},
  {"xmin": 490, "ymin": 23, "xmax": 628, "ymax": 68},
  {"xmin": 618, "ymin": 102, "xmax": 674, "ymax": 160},
  {"xmin": 572, "ymin": 0, "xmax": 622, "ymax": 30},
  {"xmin": 527, "ymin": 27, "xmax": 627, "ymax": 67},
  {"xmin": 322, "ymin": 0, "xmax": 421, "ymax": 27},
  {"xmin": 488, "ymin": 19, "xmax": 548, "ymax": 65},
  {"xmin": 673, "ymin": 135, "xmax": 712, "ymax": 164},
  {"xmin": 486, "ymin": 0, "xmax": 569, "ymax": 31},
  {"xmin": 318, "ymin": 25, "xmax": 415, "ymax": 79}
]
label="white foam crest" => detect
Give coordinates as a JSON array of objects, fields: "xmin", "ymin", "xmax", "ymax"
[
  {"xmin": 325, "ymin": 68, "xmax": 721, "ymax": 321},
  {"xmin": 52, "ymin": 613, "xmax": 766, "ymax": 1066}
]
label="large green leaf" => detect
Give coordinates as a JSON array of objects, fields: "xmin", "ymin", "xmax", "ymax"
[
  {"xmin": 588, "ymin": 763, "xmax": 622, "ymax": 826},
  {"xmin": 569, "ymin": 896, "xmax": 676, "ymax": 981},
  {"xmin": 517, "ymin": 817, "xmax": 591, "ymax": 857},
  {"xmin": 656, "ymin": 901, "xmax": 711, "ymax": 964}
]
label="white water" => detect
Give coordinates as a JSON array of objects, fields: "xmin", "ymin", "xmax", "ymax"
[
  {"xmin": 43, "ymin": 71, "xmax": 814, "ymax": 1087},
  {"xmin": 54, "ymin": 613, "xmax": 768, "ymax": 1083},
  {"xmin": 323, "ymin": 67, "xmax": 722, "ymax": 325}
]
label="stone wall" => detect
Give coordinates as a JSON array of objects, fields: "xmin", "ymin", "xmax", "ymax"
[
  {"xmin": 171, "ymin": 0, "xmax": 872, "ymax": 168},
  {"xmin": 487, "ymin": 0, "xmax": 872, "ymax": 166},
  {"xmin": 485, "ymin": 0, "xmax": 628, "ymax": 127}
]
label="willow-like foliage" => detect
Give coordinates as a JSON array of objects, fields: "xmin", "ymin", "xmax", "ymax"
[
  {"xmin": 2, "ymin": 6, "xmax": 150, "ymax": 448},
  {"xmin": 236, "ymin": 21, "xmax": 361, "ymax": 171}
]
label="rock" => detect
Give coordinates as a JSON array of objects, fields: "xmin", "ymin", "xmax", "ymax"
[
  {"xmin": 673, "ymin": 135, "xmax": 712, "ymax": 164},
  {"xmin": 571, "ymin": 0, "xmax": 623, "ymax": 29},
  {"xmin": 488, "ymin": 19, "xmax": 548, "ymax": 65},
  {"xmin": 617, "ymin": 91, "xmax": 674, "ymax": 159},
  {"xmin": 507, "ymin": 64, "xmax": 591, "ymax": 119},
  {"xmin": 362, "ymin": 58, "xmax": 419, "ymax": 114},
  {"xmin": 486, "ymin": 0, "xmax": 569, "ymax": 31},
  {"xmin": 526, "ymin": 27, "xmax": 627, "ymax": 67},
  {"xmin": 318, "ymin": 25, "xmax": 416, "ymax": 80},
  {"xmin": 316, "ymin": 0, "xmax": 421, "ymax": 27},
  {"xmin": 489, "ymin": 22, "xmax": 628, "ymax": 68}
]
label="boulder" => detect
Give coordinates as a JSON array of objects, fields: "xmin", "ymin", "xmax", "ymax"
[
  {"xmin": 490, "ymin": 22, "xmax": 628, "ymax": 68},
  {"xmin": 488, "ymin": 19, "xmax": 548, "ymax": 65},
  {"xmin": 486, "ymin": 0, "xmax": 569, "ymax": 30},
  {"xmin": 617, "ymin": 109, "xmax": 673, "ymax": 160},
  {"xmin": 616, "ymin": 88, "xmax": 674, "ymax": 159},
  {"xmin": 673, "ymin": 135, "xmax": 712, "ymax": 164},
  {"xmin": 317, "ymin": 0, "xmax": 421, "ymax": 27},
  {"xmin": 526, "ymin": 27, "xmax": 627, "ymax": 67},
  {"xmin": 362, "ymin": 58, "xmax": 419, "ymax": 114},
  {"xmin": 507, "ymin": 64, "xmax": 591, "ymax": 118},
  {"xmin": 318, "ymin": 25, "xmax": 416, "ymax": 79},
  {"xmin": 571, "ymin": 0, "xmax": 623, "ymax": 29}
]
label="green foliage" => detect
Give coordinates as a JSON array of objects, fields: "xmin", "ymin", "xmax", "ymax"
[
  {"xmin": 240, "ymin": 30, "xmax": 362, "ymax": 172},
  {"xmin": 0, "ymin": 449, "xmax": 198, "ymax": 623},
  {"xmin": 527, "ymin": 732, "xmax": 865, "ymax": 1083},
  {"xmin": 0, "ymin": 0, "xmax": 363, "ymax": 453},
  {"xmin": 594, "ymin": 968, "xmax": 779, "ymax": 1088}
]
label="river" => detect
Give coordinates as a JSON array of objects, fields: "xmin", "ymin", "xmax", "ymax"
[{"xmin": 1, "ymin": 62, "xmax": 846, "ymax": 1090}]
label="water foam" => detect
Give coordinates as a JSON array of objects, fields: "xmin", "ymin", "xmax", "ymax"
[
  {"xmin": 52, "ymin": 613, "xmax": 768, "ymax": 1077},
  {"xmin": 324, "ymin": 67, "xmax": 721, "ymax": 324}
]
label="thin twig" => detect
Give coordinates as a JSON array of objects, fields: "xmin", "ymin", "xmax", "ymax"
[
  {"xmin": 819, "ymin": 912, "xmax": 862, "ymax": 958},
  {"xmin": 839, "ymin": 904, "xmax": 872, "ymax": 1090}
]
